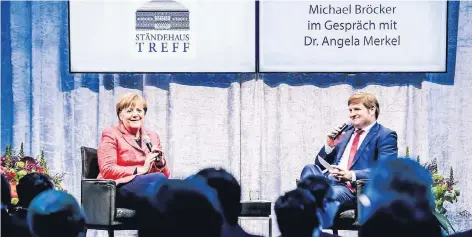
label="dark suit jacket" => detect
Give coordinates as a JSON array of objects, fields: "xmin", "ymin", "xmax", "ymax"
[
  {"xmin": 316, "ymin": 122, "xmax": 398, "ymax": 180},
  {"xmin": 1, "ymin": 207, "xmax": 13, "ymax": 237},
  {"xmin": 10, "ymin": 208, "xmax": 31, "ymax": 237}
]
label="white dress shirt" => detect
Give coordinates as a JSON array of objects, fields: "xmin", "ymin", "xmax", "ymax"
[{"xmin": 324, "ymin": 121, "xmax": 377, "ymax": 181}]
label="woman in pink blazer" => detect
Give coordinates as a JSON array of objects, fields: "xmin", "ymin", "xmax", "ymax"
[{"xmin": 97, "ymin": 92, "xmax": 170, "ymax": 208}]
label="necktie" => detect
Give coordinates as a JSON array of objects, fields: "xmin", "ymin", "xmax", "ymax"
[
  {"xmin": 346, "ymin": 130, "xmax": 364, "ymax": 193},
  {"xmin": 347, "ymin": 129, "xmax": 364, "ymax": 170}
]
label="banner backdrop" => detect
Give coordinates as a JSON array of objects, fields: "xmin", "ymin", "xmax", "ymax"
[
  {"xmin": 259, "ymin": 1, "xmax": 448, "ymax": 72},
  {"xmin": 69, "ymin": 0, "xmax": 255, "ymax": 72}
]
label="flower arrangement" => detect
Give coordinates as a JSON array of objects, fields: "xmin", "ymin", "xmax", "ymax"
[
  {"xmin": 425, "ymin": 160, "xmax": 460, "ymax": 214},
  {"xmin": 0, "ymin": 143, "xmax": 65, "ymax": 205},
  {"xmin": 406, "ymin": 147, "xmax": 460, "ymax": 233}
]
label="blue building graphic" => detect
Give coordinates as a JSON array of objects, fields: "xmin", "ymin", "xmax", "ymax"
[{"xmin": 136, "ymin": 0, "xmax": 190, "ymax": 30}]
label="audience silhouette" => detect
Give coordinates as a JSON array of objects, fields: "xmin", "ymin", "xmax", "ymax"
[{"xmin": 2, "ymin": 160, "xmax": 471, "ymax": 237}]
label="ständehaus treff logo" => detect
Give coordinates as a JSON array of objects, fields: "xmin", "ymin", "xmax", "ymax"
[{"xmin": 135, "ymin": 0, "xmax": 190, "ymax": 53}]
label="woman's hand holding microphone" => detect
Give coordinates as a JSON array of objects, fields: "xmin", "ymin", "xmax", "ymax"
[{"xmin": 136, "ymin": 148, "xmax": 164, "ymax": 175}]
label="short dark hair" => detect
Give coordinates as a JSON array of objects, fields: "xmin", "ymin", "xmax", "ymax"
[
  {"xmin": 196, "ymin": 168, "xmax": 241, "ymax": 225},
  {"xmin": 275, "ymin": 188, "xmax": 319, "ymax": 237},
  {"xmin": 138, "ymin": 179, "xmax": 223, "ymax": 237},
  {"xmin": 297, "ymin": 175, "xmax": 331, "ymax": 209},
  {"xmin": 366, "ymin": 157, "xmax": 435, "ymax": 211},
  {"xmin": 17, "ymin": 173, "xmax": 54, "ymax": 208},
  {"xmin": 27, "ymin": 190, "xmax": 86, "ymax": 237},
  {"xmin": 359, "ymin": 199, "xmax": 442, "ymax": 237}
]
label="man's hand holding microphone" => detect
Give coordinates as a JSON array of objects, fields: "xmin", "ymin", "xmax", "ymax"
[
  {"xmin": 325, "ymin": 121, "xmax": 354, "ymax": 181},
  {"xmin": 326, "ymin": 121, "xmax": 351, "ymax": 148}
]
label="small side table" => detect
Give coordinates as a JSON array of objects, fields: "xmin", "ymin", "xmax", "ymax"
[{"xmin": 239, "ymin": 201, "xmax": 272, "ymax": 237}]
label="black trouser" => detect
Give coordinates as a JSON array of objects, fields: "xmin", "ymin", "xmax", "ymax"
[{"xmin": 116, "ymin": 172, "xmax": 167, "ymax": 209}]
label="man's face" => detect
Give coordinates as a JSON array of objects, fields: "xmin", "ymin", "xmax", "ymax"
[{"xmin": 349, "ymin": 102, "xmax": 376, "ymax": 129}]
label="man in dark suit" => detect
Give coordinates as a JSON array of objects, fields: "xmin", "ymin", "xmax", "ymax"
[
  {"xmin": 301, "ymin": 92, "xmax": 398, "ymax": 210},
  {"xmin": 196, "ymin": 168, "xmax": 262, "ymax": 237},
  {"xmin": 11, "ymin": 173, "xmax": 55, "ymax": 237}
]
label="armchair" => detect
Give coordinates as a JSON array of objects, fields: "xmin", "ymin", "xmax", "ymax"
[{"xmin": 80, "ymin": 146, "xmax": 139, "ymax": 237}]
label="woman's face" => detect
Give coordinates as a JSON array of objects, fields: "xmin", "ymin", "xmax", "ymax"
[{"xmin": 119, "ymin": 101, "xmax": 146, "ymax": 131}]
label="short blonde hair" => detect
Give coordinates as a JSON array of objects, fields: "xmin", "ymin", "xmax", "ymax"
[
  {"xmin": 116, "ymin": 92, "xmax": 147, "ymax": 118},
  {"xmin": 348, "ymin": 92, "xmax": 379, "ymax": 119}
]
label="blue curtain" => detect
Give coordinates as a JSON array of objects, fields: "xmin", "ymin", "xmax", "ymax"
[{"xmin": 3, "ymin": 1, "xmax": 472, "ymax": 236}]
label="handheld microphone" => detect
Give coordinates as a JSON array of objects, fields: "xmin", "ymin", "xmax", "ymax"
[
  {"xmin": 143, "ymin": 135, "xmax": 161, "ymax": 162},
  {"xmin": 143, "ymin": 135, "xmax": 153, "ymax": 152},
  {"xmin": 329, "ymin": 120, "xmax": 352, "ymax": 140}
]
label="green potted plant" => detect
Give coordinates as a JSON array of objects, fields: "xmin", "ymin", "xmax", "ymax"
[{"xmin": 406, "ymin": 147, "xmax": 459, "ymax": 234}]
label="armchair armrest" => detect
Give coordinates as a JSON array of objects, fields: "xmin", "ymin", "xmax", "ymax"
[
  {"xmin": 81, "ymin": 179, "xmax": 116, "ymax": 226},
  {"xmin": 355, "ymin": 179, "xmax": 368, "ymax": 194}
]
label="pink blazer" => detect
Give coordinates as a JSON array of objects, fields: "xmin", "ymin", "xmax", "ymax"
[{"xmin": 97, "ymin": 123, "xmax": 171, "ymax": 184}]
